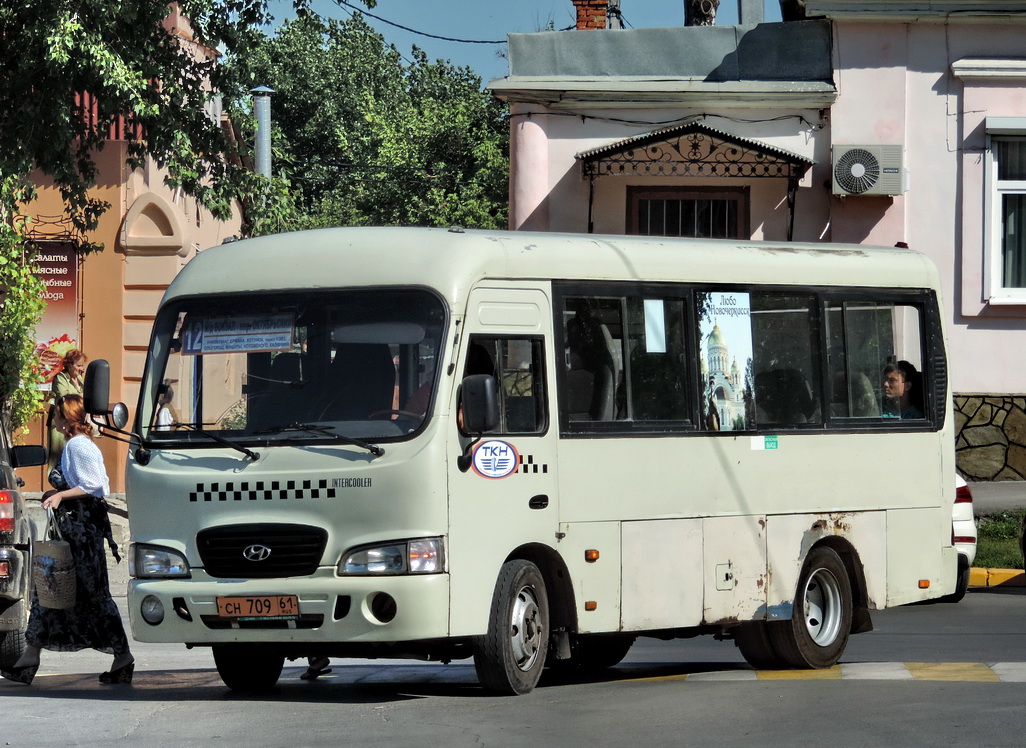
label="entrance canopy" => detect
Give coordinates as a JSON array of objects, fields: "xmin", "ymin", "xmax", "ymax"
[
  {"xmin": 577, "ymin": 120, "xmax": 814, "ymax": 239},
  {"xmin": 577, "ymin": 120, "xmax": 813, "ymax": 180}
]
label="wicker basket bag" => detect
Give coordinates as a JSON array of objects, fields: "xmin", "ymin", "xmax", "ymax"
[{"xmin": 32, "ymin": 509, "xmax": 76, "ymax": 610}]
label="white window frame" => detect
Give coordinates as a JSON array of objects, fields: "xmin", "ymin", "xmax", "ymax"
[{"xmin": 984, "ymin": 117, "xmax": 1026, "ymax": 304}]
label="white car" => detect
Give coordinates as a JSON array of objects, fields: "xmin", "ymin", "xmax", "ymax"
[{"xmin": 946, "ymin": 474, "xmax": 977, "ymax": 602}]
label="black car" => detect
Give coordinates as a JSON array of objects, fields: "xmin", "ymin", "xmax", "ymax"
[{"xmin": 0, "ymin": 426, "xmax": 45, "ymax": 669}]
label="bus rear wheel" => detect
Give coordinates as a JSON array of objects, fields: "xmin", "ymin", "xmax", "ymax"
[
  {"xmin": 212, "ymin": 645, "xmax": 284, "ymax": 692},
  {"xmin": 734, "ymin": 621, "xmax": 788, "ymax": 670},
  {"xmin": 473, "ymin": 559, "xmax": 549, "ymax": 695},
  {"xmin": 768, "ymin": 546, "xmax": 852, "ymax": 669}
]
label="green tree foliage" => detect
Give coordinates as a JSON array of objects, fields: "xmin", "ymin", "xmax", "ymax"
[
  {"xmin": 0, "ymin": 188, "xmax": 46, "ymax": 434},
  {"xmin": 236, "ymin": 14, "xmax": 509, "ymax": 230},
  {"xmin": 0, "ymin": 0, "xmax": 311, "ymax": 245},
  {"xmin": 0, "ymin": 0, "xmax": 347, "ymax": 427}
]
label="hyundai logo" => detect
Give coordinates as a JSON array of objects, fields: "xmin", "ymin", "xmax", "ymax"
[{"xmin": 242, "ymin": 544, "xmax": 272, "ymax": 562}]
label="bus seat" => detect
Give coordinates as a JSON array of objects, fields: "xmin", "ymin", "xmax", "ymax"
[
  {"xmin": 250, "ymin": 352, "xmax": 305, "ymax": 428},
  {"xmin": 565, "ymin": 355, "xmax": 590, "ymax": 419},
  {"xmin": 271, "ymin": 352, "xmax": 302, "ymax": 381},
  {"xmin": 851, "ymin": 372, "xmax": 879, "ymax": 417},
  {"xmin": 321, "ymin": 344, "xmax": 396, "ymax": 420},
  {"xmin": 566, "ymin": 315, "xmax": 616, "ymax": 421},
  {"xmin": 755, "ymin": 368, "xmax": 816, "ymax": 424}
]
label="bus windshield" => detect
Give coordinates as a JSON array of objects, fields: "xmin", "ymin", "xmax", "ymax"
[{"xmin": 141, "ymin": 288, "xmax": 446, "ymax": 445}]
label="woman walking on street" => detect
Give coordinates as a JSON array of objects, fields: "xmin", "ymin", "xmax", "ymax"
[
  {"xmin": 47, "ymin": 348, "xmax": 87, "ymax": 470},
  {"xmin": 1, "ymin": 394, "xmax": 134, "ymax": 686}
]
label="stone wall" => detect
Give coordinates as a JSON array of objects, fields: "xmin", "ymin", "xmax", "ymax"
[{"xmin": 955, "ymin": 395, "xmax": 1026, "ymax": 480}]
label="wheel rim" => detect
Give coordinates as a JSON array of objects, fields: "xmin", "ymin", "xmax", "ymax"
[
  {"xmin": 509, "ymin": 583, "xmax": 544, "ymax": 671},
  {"xmin": 802, "ymin": 566, "xmax": 843, "ymax": 646}
]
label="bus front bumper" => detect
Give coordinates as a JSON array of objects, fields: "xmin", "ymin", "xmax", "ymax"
[{"xmin": 127, "ymin": 571, "xmax": 451, "ymax": 646}]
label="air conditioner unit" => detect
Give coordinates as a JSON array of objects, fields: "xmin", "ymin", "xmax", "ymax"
[{"xmin": 831, "ymin": 145, "xmax": 906, "ymax": 196}]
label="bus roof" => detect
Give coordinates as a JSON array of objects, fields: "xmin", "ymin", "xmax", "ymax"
[{"xmin": 164, "ymin": 227, "xmax": 941, "ymax": 307}]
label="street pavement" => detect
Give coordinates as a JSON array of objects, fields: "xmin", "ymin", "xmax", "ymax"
[{"xmin": 966, "ymin": 480, "xmax": 1026, "ymax": 513}]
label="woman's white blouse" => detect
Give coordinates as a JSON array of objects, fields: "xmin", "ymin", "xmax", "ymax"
[{"xmin": 61, "ymin": 434, "xmax": 110, "ymax": 498}]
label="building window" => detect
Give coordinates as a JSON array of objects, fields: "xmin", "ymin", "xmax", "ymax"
[
  {"xmin": 628, "ymin": 187, "xmax": 749, "ymax": 239},
  {"xmin": 995, "ymin": 139, "xmax": 1026, "ymax": 288},
  {"xmin": 985, "ymin": 118, "xmax": 1026, "ymax": 303}
]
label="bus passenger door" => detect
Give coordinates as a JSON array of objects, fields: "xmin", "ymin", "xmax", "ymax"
[{"xmin": 446, "ymin": 286, "xmax": 560, "ymax": 637}]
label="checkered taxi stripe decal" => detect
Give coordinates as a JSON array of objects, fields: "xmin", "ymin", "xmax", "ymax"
[
  {"xmin": 519, "ymin": 454, "xmax": 548, "ymax": 474},
  {"xmin": 189, "ymin": 455, "xmax": 549, "ymax": 501},
  {"xmin": 189, "ymin": 480, "xmax": 338, "ymax": 502}
]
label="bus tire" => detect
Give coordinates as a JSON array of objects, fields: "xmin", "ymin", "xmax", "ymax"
[
  {"xmin": 473, "ymin": 559, "xmax": 549, "ymax": 695},
  {"xmin": 768, "ymin": 546, "xmax": 852, "ymax": 669},
  {"xmin": 212, "ymin": 645, "xmax": 284, "ymax": 692},
  {"xmin": 940, "ymin": 555, "xmax": 970, "ymax": 603},
  {"xmin": 734, "ymin": 621, "xmax": 788, "ymax": 670}
]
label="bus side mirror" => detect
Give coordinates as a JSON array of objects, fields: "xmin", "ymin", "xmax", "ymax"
[
  {"xmin": 84, "ymin": 360, "xmax": 111, "ymax": 415},
  {"xmin": 457, "ymin": 375, "xmax": 499, "ymax": 473},
  {"xmin": 461, "ymin": 374, "xmax": 499, "ymax": 434},
  {"xmin": 84, "ymin": 359, "xmax": 129, "ymax": 430}
]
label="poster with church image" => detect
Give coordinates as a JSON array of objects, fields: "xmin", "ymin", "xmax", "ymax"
[{"xmin": 698, "ymin": 291, "xmax": 755, "ymax": 431}]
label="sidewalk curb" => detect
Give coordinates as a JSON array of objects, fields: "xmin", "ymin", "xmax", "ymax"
[{"xmin": 970, "ymin": 567, "xmax": 1026, "ymax": 588}]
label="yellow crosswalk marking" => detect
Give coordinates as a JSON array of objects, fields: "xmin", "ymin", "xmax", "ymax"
[
  {"xmin": 756, "ymin": 665, "xmax": 842, "ymax": 680},
  {"xmin": 905, "ymin": 662, "xmax": 1001, "ymax": 682}
]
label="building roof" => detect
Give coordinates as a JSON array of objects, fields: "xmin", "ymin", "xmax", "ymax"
[
  {"xmin": 800, "ymin": 0, "xmax": 1026, "ymax": 21},
  {"xmin": 489, "ymin": 20, "xmax": 836, "ymax": 108}
]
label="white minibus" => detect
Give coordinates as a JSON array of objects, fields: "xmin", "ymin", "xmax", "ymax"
[{"xmin": 85, "ymin": 227, "xmax": 956, "ymax": 694}]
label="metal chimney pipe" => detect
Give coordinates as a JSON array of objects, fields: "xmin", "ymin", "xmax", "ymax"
[{"xmin": 251, "ymin": 86, "xmax": 274, "ymax": 178}]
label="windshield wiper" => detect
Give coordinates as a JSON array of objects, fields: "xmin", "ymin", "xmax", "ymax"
[
  {"xmin": 169, "ymin": 423, "xmax": 260, "ymax": 461},
  {"xmin": 254, "ymin": 423, "xmax": 384, "ymax": 457}
]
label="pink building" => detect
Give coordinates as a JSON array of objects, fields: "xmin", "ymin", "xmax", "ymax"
[{"xmin": 490, "ymin": 0, "xmax": 1026, "ymax": 480}]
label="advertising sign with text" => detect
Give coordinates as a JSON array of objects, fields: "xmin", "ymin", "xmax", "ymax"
[{"xmin": 33, "ymin": 243, "xmax": 80, "ymax": 390}]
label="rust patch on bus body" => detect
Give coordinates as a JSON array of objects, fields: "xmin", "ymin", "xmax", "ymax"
[{"xmin": 801, "ymin": 513, "xmax": 855, "ymax": 559}]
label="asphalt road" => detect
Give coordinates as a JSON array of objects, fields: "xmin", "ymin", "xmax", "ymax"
[
  {"xmin": 967, "ymin": 480, "xmax": 1026, "ymax": 513},
  {"xmin": 3, "ymin": 587, "xmax": 1026, "ymax": 746}
]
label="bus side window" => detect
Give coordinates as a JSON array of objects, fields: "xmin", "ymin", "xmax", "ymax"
[
  {"xmin": 562, "ymin": 293, "xmax": 691, "ymax": 427},
  {"xmin": 463, "ymin": 337, "xmax": 546, "ymax": 434},
  {"xmin": 625, "ymin": 297, "xmax": 688, "ymax": 422},
  {"xmin": 751, "ymin": 294, "xmax": 821, "ymax": 426},
  {"xmin": 826, "ymin": 301, "xmax": 925, "ymax": 421}
]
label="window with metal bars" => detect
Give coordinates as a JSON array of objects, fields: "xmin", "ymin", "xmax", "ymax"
[{"xmin": 628, "ymin": 187, "xmax": 749, "ymax": 239}]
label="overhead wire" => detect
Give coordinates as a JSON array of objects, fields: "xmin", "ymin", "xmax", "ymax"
[{"xmin": 331, "ymin": 0, "xmax": 508, "ymax": 44}]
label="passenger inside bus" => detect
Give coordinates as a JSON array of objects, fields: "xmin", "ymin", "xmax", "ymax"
[
  {"xmin": 154, "ymin": 382, "xmax": 178, "ymax": 430},
  {"xmin": 882, "ymin": 360, "xmax": 924, "ymax": 419}
]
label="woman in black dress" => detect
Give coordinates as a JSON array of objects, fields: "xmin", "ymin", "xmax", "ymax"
[{"xmin": 1, "ymin": 394, "xmax": 134, "ymax": 686}]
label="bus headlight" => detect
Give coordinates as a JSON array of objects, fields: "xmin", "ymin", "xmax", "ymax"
[
  {"xmin": 131, "ymin": 544, "xmax": 192, "ymax": 579},
  {"xmin": 338, "ymin": 538, "xmax": 444, "ymax": 575}
]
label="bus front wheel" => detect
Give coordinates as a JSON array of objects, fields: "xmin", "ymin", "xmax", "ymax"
[
  {"xmin": 473, "ymin": 559, "xmax": 549, "ymax": 695},
  {"xmin": 769, "ymin": 546, "xmax": 853, "ymax": 668},
  {"xmin": 212, "ymin": 645, "xmax": 284, "ymax": 692}
]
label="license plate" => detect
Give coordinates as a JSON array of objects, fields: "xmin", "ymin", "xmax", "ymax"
[{"xmin": 216, "ymin": 594, "xmax": 299, "ymax": 620}]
